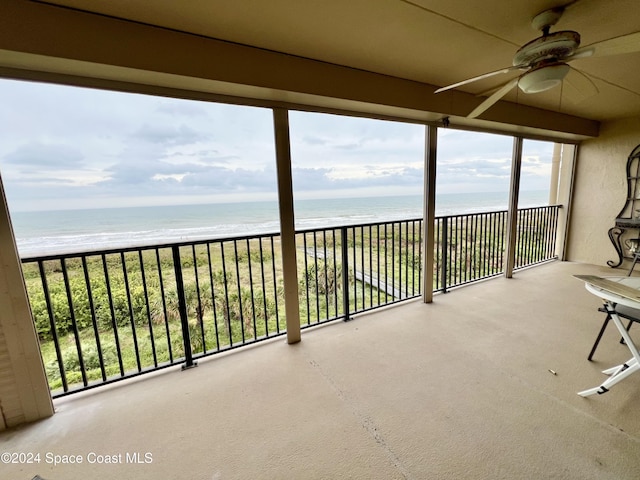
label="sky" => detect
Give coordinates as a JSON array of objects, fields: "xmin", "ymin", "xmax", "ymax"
[{"xmin": 0, "ymin": 78, "xmax": 554, "ymax": 212}]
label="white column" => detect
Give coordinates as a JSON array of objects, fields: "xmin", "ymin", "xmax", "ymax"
[
  {"xmin": 422, "ymin": 125, "xmax": 437, "ymax": 303},
  {"xmin": 504, "ymin": 137, "xmax": 523, "ymax": 278},
  {"xmin": 556, "ymin": 144, "xmax": 578, "ymax": 260},
  {"xmin": 272, "ymin": 108, "xmax": 301, "ymax": 344},
  {"xmin": 548, "ymin": 143, "xmax": 562, "ymax": 204}
]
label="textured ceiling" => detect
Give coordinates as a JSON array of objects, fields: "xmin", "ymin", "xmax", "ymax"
[{"xmin": 42, "ymin": 0, "xmax": 640, "ymax": 121}]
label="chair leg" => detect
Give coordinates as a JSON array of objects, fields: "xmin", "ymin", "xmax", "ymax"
[
  {"xmin": 628, "ymin": 254, "xmax": 640, "ymax": 276},
  {"xmin": 619, "ymin": 320, "xmax": 634, "ymax": 345},
  {"xmin": 589, "ymin": 315, "xmax": 612, "ymax": 361}
]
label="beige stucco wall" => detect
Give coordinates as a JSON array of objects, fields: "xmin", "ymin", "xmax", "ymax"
[{"xmin": 567, "ymin": 117, "xmax": 640, "ymax": 267}]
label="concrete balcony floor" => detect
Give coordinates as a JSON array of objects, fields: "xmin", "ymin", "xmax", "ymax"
[{"xmin": 3, "ymin": 261, "xmax": 640, "ymax": 479}]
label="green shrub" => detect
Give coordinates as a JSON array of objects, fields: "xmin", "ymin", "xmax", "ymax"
[{"xmin": 45, "ymin": 341, "xmax": 119, "ymax": 381}]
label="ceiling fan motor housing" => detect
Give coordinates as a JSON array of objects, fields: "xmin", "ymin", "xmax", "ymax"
[{"xmin": 513, "ymin": 31, "xmax": 581, "ymax": 66}]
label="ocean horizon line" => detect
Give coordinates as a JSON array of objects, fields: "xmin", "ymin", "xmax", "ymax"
[{"xmin": 8, "ymin": 189, "xmax": 550, "ymax": 214}]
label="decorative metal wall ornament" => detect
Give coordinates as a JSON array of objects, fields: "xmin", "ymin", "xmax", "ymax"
[{"xmin": 608, "ymin": 143, "xmax": 640, "ymax": 267}]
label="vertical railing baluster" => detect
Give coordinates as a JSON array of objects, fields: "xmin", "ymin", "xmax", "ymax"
[
  {"xmin": 461, "ymin": 215, "xmax": 466, "ymax": 283},
  {"xmin": 441, "ymin": 216, "xmax": 448, "ymax": 292},
  {"xmin": 270, "ymin": 236, "xmax": 280, "ymax": 334},
  {"xmin": 191, "ymin": 244, "xmax": 206, "ymax": 354},
  {"xmin": 434, "ymin": 218, "xmax": 440, "ymax": 291},
  {"xmin": 206, "ymin": 243, "xmax": 221, "ymax": 349},
  {"xmin": 360, "ymin": 226, "xmax": 365, "ymax": 308},
  {"xmin": 480, "ymin": 214, "xmax": 487, "ymax": 277},
  {"xmin": 313, "ymin": 231, "xmax": 320, "ymax": 323},
  {"xmin": 383, "ymin": 223, "xmax": 389, "ymax": 302},
  {"xmin": 246, "ymin": 238, "xmax": 257, "ymax": 340},
  {"xmin": 545, "ymin": 207, "xmax": 553, "ymax": 260},
  {"xmin": 172, "ymin": 246, "xmax": 196, "ymax": 369},
  {"xmin": 451, "ymin": 217, "xmax": 456, "ymax": 287},
  {"xmin": 341, "ymin": 226, "xmax": 350, "ymax": 321},
  {"xmin": 120, "ymin": 252, "xmax": 141, "ymax": 372},
  {"xmin": 232, "ymin": 240, "xmax": 245, "ymax": 343},
  {"xmin": 138, "ymin": 251, "xmax": 157, "ymax": 367},
  {"xmin": 404, "ymin": 221, "xmax": 409, "ymax": 298},
  {"xmin": 391, "ymin": 222, "xmax": 395, "ymax": 300},
  {"xmin": 417, "ymin": 219, "xmax": 422, "ymax": 294},
  {"xmin": 60, "ymin": 258, "xmax": 87, "ymax": 386},
  {"xmin": 410, "ymin": 221, "xmax": 415, "ymax": 296},
  {"xmin": 332, "ymin": 229, "xmax": 339, "ymax": 318},
  {"xmin": 81, "ymin": 256, "xmax": 106, "ymax": 381},
  {"xmin": 541, "ymin": 207, "xmax": 549, "ymax": 261},
  {"xmin": 220, "ymin": 242, "xmax": 233, "ymax": 343},
  {"xmin": 524, "ymin": 209, "xmax": 529, "ymax": 267},
  {"xmin": 552, "ymin": 206, "xmax": 559, "ymax": 258},
  {"xmin": 524, "ymin": 208, "xmax": 531, "ymax": 265},
  {"xmin": 524, "ymin": 209, "xmax": 529, "ymax": 266},
  {"xmin": 258, "ymin": 238, "xmax": 269, "ymax": 336},
  {"xmin": 376, "ymin": 224, "xmax": 381, "ymax": 304},
  {"xmin": 352, "ymin": 226, "xmax": 358, "ymax": 309},
  {"xmin": 101, "ymin": 254, "xmax": 123, "ymax": 376},
  {"xmin": 323, "ymin": 230, "xmax": 330, "ymax": 320},
  {"xmin": 39, "ymin": 260, "xmax": 68, "ymax": 392},
  {"xmin": 523, "ymin": 209, "xmax": 527, "ymax": 267},
  {"xmin": 369, "ymin": 224, "xmax": 374, "ymax": 307},
  {"xmin": 302, "ymin": 232, "xmax": 310, "ymax": 325},
  {"xmin": 532, "ymin": 208, "xmax": 538, "ymax": 263},
  {"xmin": 469, "ymin": 215, "xmax": 475, "ymax": 281},
  {"xmin": 486, "ymin": 214, "xmax": 491, "ymax": 275},
  {"xmin": 155, "ymin": 248, "xmax": 173, "ymax": 363}
]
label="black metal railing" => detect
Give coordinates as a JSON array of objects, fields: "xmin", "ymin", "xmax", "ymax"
[
  {"xmin": 22, "ymin": 234, "xmax": 285, "ymax": 397},
  {"xmin": 296, "ymin": 219, "xmax": 423, "ymax": 326},
  {"xmin": 514, "ymin": 205, "xmax": 561, "ymax": 269},
  {"xmin": 434, "ymin": 210, "xmax": 508, "ymax": 292},
  {"xmin": 21, "ymin": 205, "xmax": 559, "ymax": 397}
]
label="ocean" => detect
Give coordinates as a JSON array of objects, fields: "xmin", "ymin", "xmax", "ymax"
[{"xmin": 10, "ymin": 191, "xmax": 550, "ymax": 257}]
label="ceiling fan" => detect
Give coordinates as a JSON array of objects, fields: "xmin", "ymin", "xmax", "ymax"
[{"xmin": 434, "ymin": 6, "xmax": 640, "ymax": 118}]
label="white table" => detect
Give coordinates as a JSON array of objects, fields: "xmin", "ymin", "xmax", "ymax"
[{"xmin": 577, "ymin": 275, "xmax": 640, "ymax": 397}]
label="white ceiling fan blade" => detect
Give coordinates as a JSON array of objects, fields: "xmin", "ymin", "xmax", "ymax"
[
  {"xmin": 563, "ymin": 67, "xmax": 599, "ymax": 102},
  {"xmin": 569, "ymin": 31, "xmax": 640, "ymax": 60},
  {"xmin": 434, "ymin": 65, "xmax": 523, "ymax": 93},
  {"xmin": 468, "ymin": 78, "xmax": 519, "ymax": 119}
]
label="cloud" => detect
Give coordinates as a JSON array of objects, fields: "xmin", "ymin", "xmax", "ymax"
[
  {"xmin": 293, "ymin": 165, "xmax": 423, "ymax": 191},
  {"xmin": 4, "ymin": 142, "xmax": 85, "ymax": 168},
  {"xmin": 132, "ymin": 124, "xmax": 207, "ymax": 146},
  {"xmin": 301, "ymin": 136, "xmax": 326, "ymax": 146},
  {"xmin": 156, "ymin": 102, "xmax": 208, "ymax": 117},
  {"xmin": 12, "ymin": 176, "xmax": 77, "ymax": 186}
]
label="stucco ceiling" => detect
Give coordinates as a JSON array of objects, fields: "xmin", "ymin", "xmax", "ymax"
[{"xmin": 41, "ymin": 0, "xmax": 640, "ymax": 121}]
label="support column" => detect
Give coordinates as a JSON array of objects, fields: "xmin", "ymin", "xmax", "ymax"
[
  {"xmin": 557, "ymin": 144, "xmax": 578, "ymax": 260},
  {"xmin": 0, "ymin": 174, "xmax": 54, "ymax": 429},
  {"xmin": 422, "ymin": 125, "xmax": 438, "ymax": 302},
  {"xmin": 504, "ymin": 137, "xmax": 523, "ymax": 278},
  {"xmin": 548, "ymin": 143, "xmax": 562, "ymax": 204},
  {"xmin": 272, "ymin": 108, "xmax": 301, "ymax": 344}
]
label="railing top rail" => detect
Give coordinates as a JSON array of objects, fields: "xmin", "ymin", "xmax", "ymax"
[
  {"xmin": 294, "ymin": 217, "xmax": 423, "ymax": 235},
  {"xmin": 519, "ymin": 204, "xmax": 562, "ymax": 212},
  {"xmin": 20, "ymin": 230, "xmax": 282, "ymax": 263}
]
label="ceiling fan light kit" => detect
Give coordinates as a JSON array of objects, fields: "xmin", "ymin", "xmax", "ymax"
[
  {"xmin": 518, "ymin": 63, "xmax": 570, "ymax": 94},
  {"xmin": 434, "ymin": 6, "xmax": 640, "ymax": 118}
]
